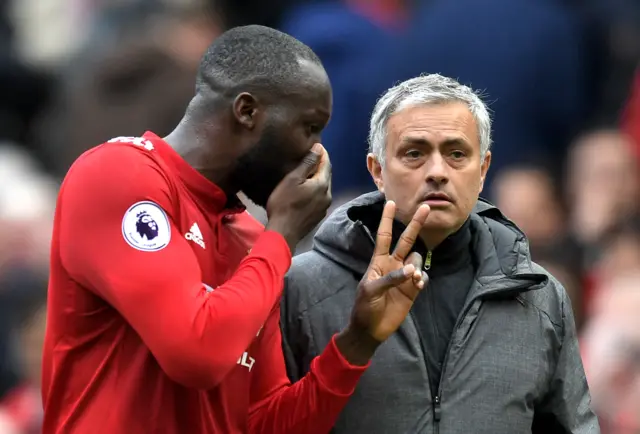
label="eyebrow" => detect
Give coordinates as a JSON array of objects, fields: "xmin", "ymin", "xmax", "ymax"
[
  {"xmin": 301, "ymin": 108, "xmax": 331, "ymax": 121},
  {"xmin": 400, "ymin": 137, "xmax": 470, "ymax": 148}
]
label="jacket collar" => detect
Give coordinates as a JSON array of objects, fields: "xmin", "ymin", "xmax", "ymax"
[{"xmin": 313, "ymin": 191, "xmax": 548, "ymax": 298}]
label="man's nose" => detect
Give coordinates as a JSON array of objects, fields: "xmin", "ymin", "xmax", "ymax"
[{"xmin": 425, "ymin": 153, "xmax": 449, "ymax": 185}]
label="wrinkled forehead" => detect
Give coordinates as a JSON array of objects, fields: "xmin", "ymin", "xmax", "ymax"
[{"xmin": 386, "ymin": 102, "xmax": 479, "ymax": 147}]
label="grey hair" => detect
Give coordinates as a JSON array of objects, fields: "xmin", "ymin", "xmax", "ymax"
[{"xmin": 368, "ymin": 74, "xmax": 492, "ymax": 165}]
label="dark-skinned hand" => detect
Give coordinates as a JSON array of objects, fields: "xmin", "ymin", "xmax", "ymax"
[{"xmin": 336, "ymin": 200, "xmax": 430, "ymax": 365}]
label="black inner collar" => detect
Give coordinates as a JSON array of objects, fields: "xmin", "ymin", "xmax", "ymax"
[{"xmin": 351, "ymin": 201, "xmax": 473, "ymax": 277}]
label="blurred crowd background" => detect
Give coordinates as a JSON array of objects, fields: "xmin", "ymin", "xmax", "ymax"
[{"xmin": 0, "ymin": 0, "xmax": 639, "ymax": 433}]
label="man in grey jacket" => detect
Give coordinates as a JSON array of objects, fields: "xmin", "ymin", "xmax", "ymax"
[{"xmin": 281, "ymin": 74, "xmax": 599, "ymax": 434}]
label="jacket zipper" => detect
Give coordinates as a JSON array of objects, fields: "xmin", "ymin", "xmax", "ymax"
[
  {"xmin": 423, "ymin": 250, "xmax": 443, "ymax": 434},
  {"xmin": 432, "ymin": 291, "xmax": 479, "ymax": 434},
  {"xmin": 406, "ymin": 247, "xmax": 434, "ymax": 432},
  {"xmin": 417, "ymin": 249, "xmax": 440, "ymax": 433},
  {"xmin": 424, "ymin": 251, "xmax": 432, "ymax": 271},
  {"xmin": 413, "ymin": 248, "xmax": 439, "ymax": 432},
  {"xmin": 433, "ymin": 395, "xmax": 441, "ymax": 434}
]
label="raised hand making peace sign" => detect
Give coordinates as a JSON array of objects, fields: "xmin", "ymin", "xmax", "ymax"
[{"xmin": 335, "ymin": 201, "xmax": 431, "ymax": 365}]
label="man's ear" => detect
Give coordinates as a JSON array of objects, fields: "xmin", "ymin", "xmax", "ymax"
[
  {"xmin": 479, "ymin": 151, "xmax": 492, "ymax": 193},
  {"xmin": 367, "ymin": 153, "xmax": 384, "ymax": 194},
  {"xmin": 233, "ymin": 92, "xmax": 260, "ymax": 130}
]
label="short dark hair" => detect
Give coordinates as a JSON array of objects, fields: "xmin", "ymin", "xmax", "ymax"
[{"xmin": 196, "ymin": 25, "xmax": 322, "ymax": 98}]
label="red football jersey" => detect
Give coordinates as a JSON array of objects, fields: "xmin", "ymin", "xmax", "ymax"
[{"xmin": 42, "ymin": 132, "xmax": 367, "ymax": 434}]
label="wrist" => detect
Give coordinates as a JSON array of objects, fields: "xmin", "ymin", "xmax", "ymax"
[
  {"xmin": 265, "ymin": 220, "xmax": 298, "ymax": 253},
  {"xmin": 334, "ymin": 325, "xmax": 381, "ymax": 366}
]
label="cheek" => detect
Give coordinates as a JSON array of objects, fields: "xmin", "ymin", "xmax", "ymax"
[
  {"xmin": 453, "ymin": 174, "xmax": 482, "ymax": 212},
  {"xmin": 381, "ymin": 167, "xmax": 422, "ymax": 206}
]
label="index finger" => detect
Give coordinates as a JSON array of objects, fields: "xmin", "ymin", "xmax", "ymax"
[
  {"xmin": 392, "ymin": 204, "xmax": 430, "ymax": 261},
  {"xmin": 374, "ymin": 200, "xmax": 396, "ymax": 257},
  {"xmin": 308, "ymin": 144, "xmax": 330, "ymax": 182}
]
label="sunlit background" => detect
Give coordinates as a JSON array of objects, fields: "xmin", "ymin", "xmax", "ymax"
[{"xmin": 0, "ymin": 0, "xmax": 639, "ymax": 432}]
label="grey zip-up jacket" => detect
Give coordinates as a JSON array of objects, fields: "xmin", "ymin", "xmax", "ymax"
[{"xmin": 281, "ymin": 192, "xmax": 599, "ymax": 434}]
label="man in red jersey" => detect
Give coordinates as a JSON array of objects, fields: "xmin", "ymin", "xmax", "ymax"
[{"xmin": 42, "ymin": 25, "xmax": 430, "ymax": 434}]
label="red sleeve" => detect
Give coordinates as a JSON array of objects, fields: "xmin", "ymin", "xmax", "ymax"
[
  {"xmin": 58, "ymin": 143, "xmax": 292, "ymax": 389},
  {"xmin": 247, "ymin": 306, "xmax": 368, "ymax": 434}
]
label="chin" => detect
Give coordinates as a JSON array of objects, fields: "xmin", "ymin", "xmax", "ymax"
[{"xmin": 423, "ymin": 210, "xmax": 459, "ymax": 232}]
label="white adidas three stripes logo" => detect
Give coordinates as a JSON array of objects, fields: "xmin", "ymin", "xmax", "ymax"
[{"xmin": 185, "ymin": 222, "xmax": 206, "ymax": 249}]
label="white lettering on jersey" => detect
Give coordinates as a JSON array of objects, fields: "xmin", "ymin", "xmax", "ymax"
[
  {"xmin": 237, "ymin": 352, "xmax": 256, "ymax": 372},
  {"xmin": 108, "ymin": 136, "xmax": 154, "ymax": 151},
  {"xmin": 236, "ymin": 326, "xmax": 264, "ymax": 372}
]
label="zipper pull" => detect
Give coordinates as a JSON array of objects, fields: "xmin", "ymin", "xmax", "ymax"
[
  {"xmin": 433, "ymin": 395, "xmax": 442, "ymax": 422},
  {"xmin": 424, "ymin": 251, "xmax": 432, "ymax": 271}
]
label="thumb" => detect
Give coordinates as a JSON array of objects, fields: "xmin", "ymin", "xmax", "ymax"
[
  {"xmin": 289, "ymin": 143, "xmax": 323, "ymax": 181},
  {"xmin": 365, "ymin": 264, "xmax": 415, "ymax": 298}
]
